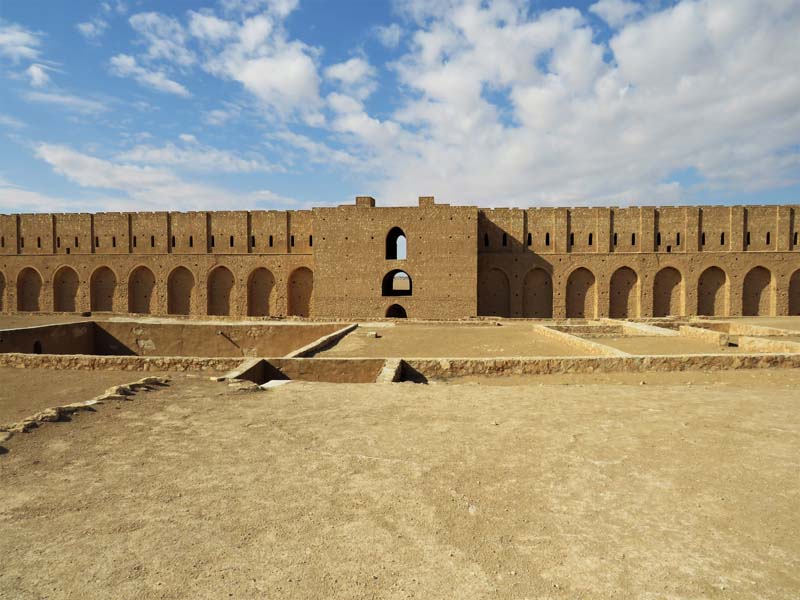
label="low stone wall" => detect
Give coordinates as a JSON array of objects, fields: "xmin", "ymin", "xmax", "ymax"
[
  {"xmin": 403, "ymin": 353, "xmax": 800, "ymax": 380},
  {"xmin": 679, "ymin": 325, "xmax": 730, "ymax": 347},
  {"xmin": 284, "ymin": 323, "xmax": 358, "ymax": 358},
  {"xmin": 533, "ymin": 324, "xmax": 629, "ymax": 357},
  {"xmin": 0, "ymin": 321, "xmax": 95, "ymax": 355},
  {"xmin": 736, "ymin": 336, "xmax": 800, "ymax": 354},
  {"xmin": 0, "ymin": 353, "xmax": 242, "ymax": 372}
]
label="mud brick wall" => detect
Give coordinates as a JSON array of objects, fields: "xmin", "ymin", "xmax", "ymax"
[{"xmin": 0, "ymin": 202, "xmax": 798, "ymax": 319}]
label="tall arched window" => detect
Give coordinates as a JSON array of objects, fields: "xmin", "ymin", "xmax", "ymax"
[{"xmin": 386, "ymin": 227, "xmax": 407, "ymax": 260}]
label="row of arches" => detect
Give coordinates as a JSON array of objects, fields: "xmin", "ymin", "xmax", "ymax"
[
  {"xmin": 480, "ymin": 265, "xmax": 800, "ymax": 318},
  {"xmin": 8, "ymin": 265, "xmax": 314, "ymax": 317}
]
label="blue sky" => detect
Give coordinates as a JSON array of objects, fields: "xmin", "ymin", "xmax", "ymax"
[{"xmin": 0, "ymin": 0, "xmax": 798, "ymax": 213}]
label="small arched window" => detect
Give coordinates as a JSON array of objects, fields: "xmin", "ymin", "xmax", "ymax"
[
  {"xmin": 382, "ymin": 269, "xmax": 412, "ymax": 296},
  {"xmin": 386, "ymin": 227, "xmax": 407, "ymax": 259}
]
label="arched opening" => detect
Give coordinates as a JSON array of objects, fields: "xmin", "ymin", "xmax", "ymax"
[
  {"xmin": 247, "ymin": 267, "xmax": 275, "ymax": 317},
  {"xmin": 0, "ymin": 271, "xmax": 5, "ymax": 312},
  {"xmin": 168, "ymin": 267, "xmax": 195, "ymax": 315},
  {"xmin": 522, "ymin": 268, "xmax": 553, "ymax": 318},
  {"xmin": 609, "ymin": 267, "xmax": 639, "ymax": 319},
  {"xmin": 207, "ymin": 266, "xmax": 234, "ymax": 316},
  {"xmin": 288, "ymin": 267, "xmax": 313, "ymax": 317},
  {"xmin": 17, "ymin": 268, "xmax": 42, "ymax": 312},
  {"xmin": 382, "ymin": 270, "xmax": 412, "ymax": 296},
  {"xmin": 653, "ymin": 267, "xmax": 683, "ymax": 317},
  {"xmin": 50, "ymin": 268, "xmax": 77, "ymax": 311},
  {"xmin": 566, "ymin": 267, "xmax": 596, "ymax": 318},
  {"xmin": 128, "ymin": 266, "xmax": 155, "ymax": 314},
  {"xmin": 386, "ymin": 227, "xmax": 407, "ymax": 260},
  {"xmin": 478, "ymin": 267, "xmax": 510, "ymax": 317},
  {"xmin": 742, "ymin": 266, "xmax": 773, "ymax": 316},
  {"xmin": 90, "ymin": 267, "xmax": 117, "ymax": 312},
  {"xmin": 385, "ymin": 304, "xmax": 407, "ymax": 318},
  {"xmin": 790, "ymin": 270, "xmax": 800, "ymax": 316},
  {"xmin": 697, "ymin": 266, "xmax": 728, "ymax": 316}
]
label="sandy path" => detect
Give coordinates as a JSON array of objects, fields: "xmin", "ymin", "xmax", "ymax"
[{"xmin": 1, "ymin": 375, "xmax": 798, "ymax": 599}]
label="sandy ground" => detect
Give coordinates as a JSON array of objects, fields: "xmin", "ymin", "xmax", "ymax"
[
  {"xmin": 597, "ymin": 335, "xmax": 751, "ymax": 354},
  {"xmin": 318, "ymin": 323, "xmax": 582, "ymax": 357},
  {"xmin": 1, "ymin": 374, "xmax": 799, "ymax": 599},
  {"xmin": 0, "ymin": 368, "xmax": 176, "ymax": 425},
  {"xmin": 734, "ymin": 317, "xmax": 800, "ymax": 331}
]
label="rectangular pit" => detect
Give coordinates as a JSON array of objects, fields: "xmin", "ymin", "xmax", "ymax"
[{"xmin": 0, "ymin": 321, "xmax": 345, "ymax": 358}]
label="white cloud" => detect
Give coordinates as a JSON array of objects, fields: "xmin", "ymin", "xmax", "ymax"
[
  {"xmin": 0, "ymin": 113, "xmax": 26, "ymax": 128},
  {"xmin": 325, "ymin": 56, "xmax": 377, "ymax": 100},
  {"xmin": 129, "ymin": 12, "xmax": 195, "ymax": 67},
  {"xmin": 301, "ymin": 0, "xmax": 800, "ymax": 207},
  {"xmin": 76, "ymin": 18, "xmax": 109, "ymax": 40},
  {"xmin": 589, "ymin": 0, "xmax": 643, "ymax": 28},
  {"xmin": 375, "ymin": 23, "xmax": 402, "ymax": 48},
  {"xmin": 203, "ymin": 107, "xmax": 239, "ymax": 126},
  {"xmin": 110, "ymin": 54, "xmax": 191, "ymax": 97},
  {"xmin": 33, "ymin": 143, "xmax": 282, "ymax": 210},
  {"xmin": 115, "ymin": 137, "xmax": 278, "ymax": 173},
  {"xmin": 26, "ymin": 63, "xmax": 50, "ymax": 87},
  {"xmin": 188, "ymin": 11, "xmax": 235, "ymax": 41},
  {"xmin": 24, "ymin": 91, "xmax": 108, "ymax": 113},
  {"xmin": 0, "ymin": 20, "xmax": 41, "ymax": 62}
]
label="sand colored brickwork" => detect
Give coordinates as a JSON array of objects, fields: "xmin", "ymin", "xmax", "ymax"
[{"xmin": 1, "ymin": 198, "xmax": 799, "ymax": 319}]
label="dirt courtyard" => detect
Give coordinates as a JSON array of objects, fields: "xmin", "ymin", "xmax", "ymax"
[{"xmin": 2, "ymin": 372, "xmax": 799, "ymax": 599}]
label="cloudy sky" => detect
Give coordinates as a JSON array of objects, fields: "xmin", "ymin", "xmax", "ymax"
[{"xmin": 0, "ymin": 0, "xmax": 798, "ymax": 213}]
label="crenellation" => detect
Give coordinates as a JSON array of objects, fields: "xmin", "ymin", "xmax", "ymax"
[{"xmin": 0, "ymin": 199, "xmax": 798, "ymax": 319}]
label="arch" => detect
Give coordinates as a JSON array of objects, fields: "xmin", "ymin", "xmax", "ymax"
[
  {"xmin": 90, "ymin": 266, "xmax": 116, "ymax": 312},
  {"xmin": 128, "ymin": 266, "xmax": 155, "ymax": 314},
  {"xmin": 288, "ymin": 267, "xmax": 313, "ymax": 317},
  {"xmin": 168, "ymin": 266, "xmax": 194, "ymax": 315},
  {"xmin": 53, "ymin": 266, "xmax": 79, "ymax": 312},
  {"xmin": 0, "ymin": 270, "xmax": 4, "ymax": 312},
  {"xmin": 697, "ymin": 266, "xmax": 728, "ymax": 316},
  {"xmin": 566, "ymin": 267, "xmax": 597, "ymax": 318},
  {"xmin": 207, "ymin": 266, "xmax": 234, "ymax": 316},
  {"xmin": 653, "ymin": 267, "xmax": 684, "ymax": 317},
  {"xmin": 386, "ymin": 227, "xmax": 407, "ymax": 260},
  {"xmin": 382, "ymin": 269, "xmax": 412, "ymax": 297},
  {"xmin": 742, "ymin": 266, "xmax": 773, "ymax": 316},
  {"xmin": 247, "ymin": 267, "xmax": 275, "ymax": 316},
  {"xmin": 385, "ymin": 303, "xmax": 407, "ymax": 318},
  {"xmin": 790, "ymin": 270, "xmax": 800, "ymax": 316},
  {"xmin": 17, "ymin": 267, "xmax": 42, "ymax": 312},
  {"xmin": 478, "ymin": 267, "xmax": 510, "ymax": 317},
  {"xmin": 609, "ymin": 267, "xmax": 640, "ymax": 319},
  {"xmin": 522, "ymin": 268, "xmax": 553, "ymax": 318}
]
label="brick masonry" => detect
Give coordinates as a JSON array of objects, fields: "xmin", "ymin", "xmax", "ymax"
[{"xmin": 1, "ymin": 198, "xmax": 799, "ymax": 319}]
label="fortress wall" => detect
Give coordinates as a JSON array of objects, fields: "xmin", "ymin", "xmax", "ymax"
[
  {"xmin": 0, "ymin": 202, "xmax": 798, "ymax": 320},
  {"xmin": 312, "ymin": 198, "xmax": 478, "ymax": 319}
]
